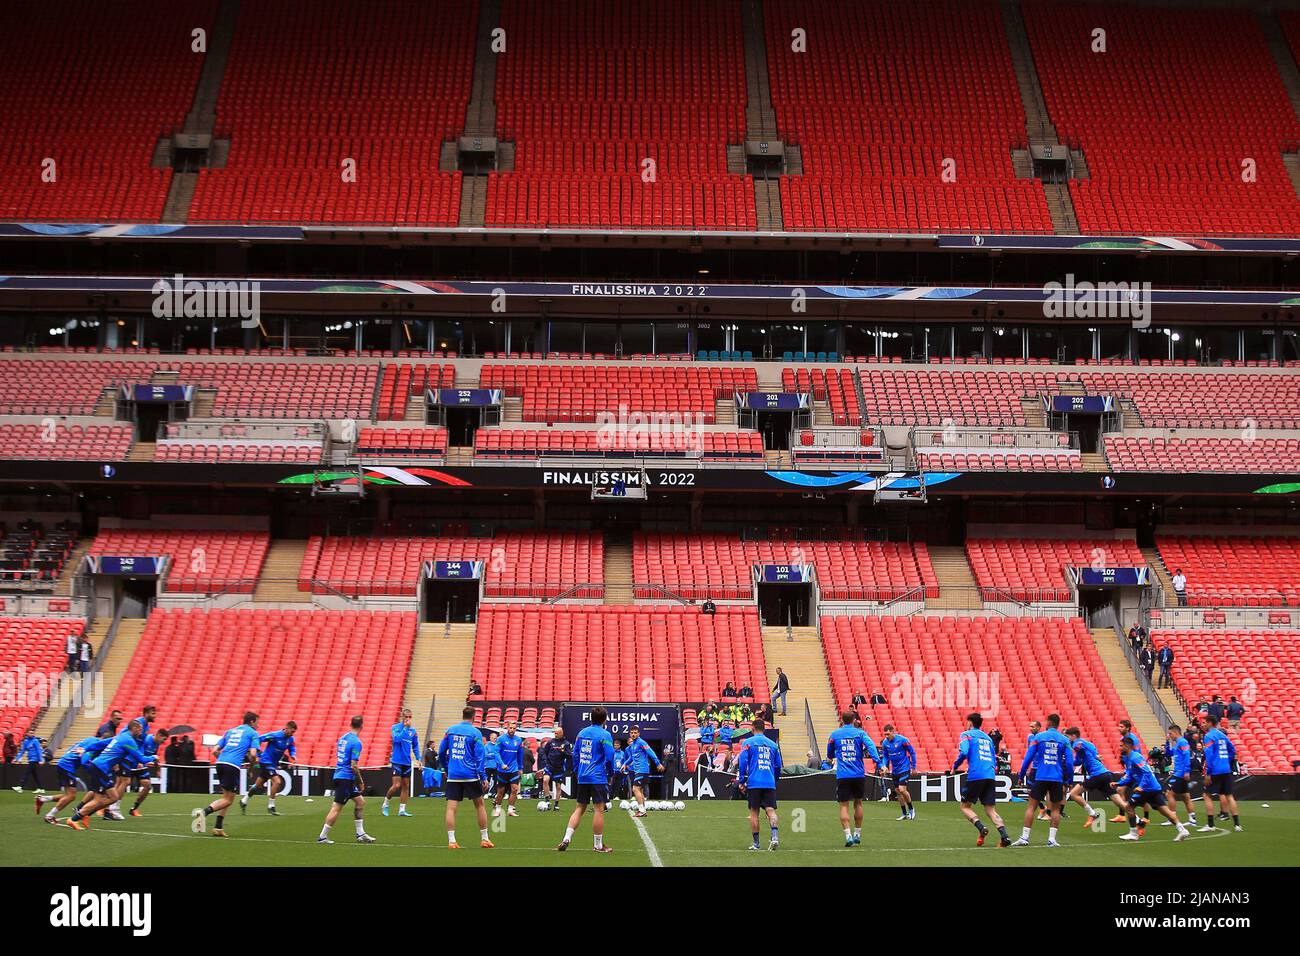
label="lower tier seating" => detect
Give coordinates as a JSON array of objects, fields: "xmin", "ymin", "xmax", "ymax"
[
  {"xmin": 469, "ymin": 605, "xmax": 767, "ymax": 703},
  {"xmin": 473, "ymin": 428, "xmax": 762, "ymax": 460},
  {"xmin": 0, "ymin": 617, "xmax": 81, "ymax": 738},
  {"xmin": 821, "ymin": 615, "xmax": 1129, "ymax": 771},
  {"xmin": 87, "ymin": 529, "xmax": 269, "ymax": 594},
  {"xmin": 1155, "ymin": 536, "xmax": 1300, "ymax": 606},
  {"xmin": 101, "ymin": 608, "xmax": 416, "ymax": 766},
  {"xmin": 0, "ymin": 423, "xmax": 132, "ymax": 461},
  {"xmin": 1105, "ymin": 436, "xmax": 1300, "ymax": 474},
  {"xmin": 1152, "ymin": 629, "xmax": 1297, "ymax": 773},
  {"xmin": 967, "ymin": 538, "xmax": 1147, "ymax": 602}
]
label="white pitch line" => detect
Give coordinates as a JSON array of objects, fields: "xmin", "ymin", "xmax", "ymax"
[{"xmin": 629, "ymin": 812, "xmax": 664, "ymax": 867}]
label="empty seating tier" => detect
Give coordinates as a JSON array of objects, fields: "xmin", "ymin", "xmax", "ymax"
[
  {"xmin": 967, "ymin": 538, "xmax": 1147, "ymax": 602},
  {"xmin": 0, "ymin": 423, "xmax": 132, "ymax": 461},
  {"xmin": 633, "ymin": 533, "xmax": 936, "ymax": 601},
  {"xmin": 189, "ymin": 0, "xmax": 476, "ymax": 224},
  {"xmin": 859, "ymin": 369, "xmax": 1062, "ymax": 426},
  {"xmin": 0, "ymin": 1, "xmax": 214, "ymax": 222},
  {"xmin": 162, "ymin": 362, "xmax": 379, "ymax": 419},
  {"xmin": 0, "ymin": 360, "xmax": 157, "ymax": 416},
  {"xmin": 486, "ymin": 0, "xmax": 753, "ymax": 229},
  {"xmin": 1155, "ymin": 536, "xmax": 1300, "ymax": 606},
  {"xmin": 302, "ymin": 532, "xmax": 603, "ymax": 598},
  {"xmin": 765, "ymin": 0, "xmax": 1052, "ymax": 233},
  {"xmin": 478, "ymin": 364, "xmax": 756, "ymax": 423},
  {"xmin": 781, "ymin": 367, "xmax": 863, "ymax": 425},
  {"xmin": 1105, "ymin": 436, "xmax": 1300, "ymax": 474},
  {"xmin": 1026, "ymin": 2, "xmax": 1300, "ymax": 236},
  {"xmin": 376, "ymin": 364, "xmax": 455, "ymax": 421},
  {"xmin": 821, "ymin": 615, "xmax": 1129, "ymax": 770},
  {"xmin": 0, "ymin": 617, "xmax": 81, "ymax": 737},
  {"xmin": 154, "ymin": 442, "xmax": 321, "ymax": 463},
  {"xmin": 1152, "ymin": 629, "xmax": 1297, "ymax": 773},
  {"xmin": 473, "ymin": 428, "xmax": 762, "ymax": 460},
  {"xmin": 102, "ymin": 607, "xmax": 416, "ymax": 766},
  {"xmin": 87, "ymin": 529, "xmax": 269, "ymax": 594},
  {"xmin": 356, "ymin": 427, "xmax": 448, "ymax": 458},
  {"xmin": 471, "ymin": 605, "xmax": 767, "ymax": 702},
  {"xmin": 1076, "ymin": 371, "xmax": 1300, "ymax": 429}
]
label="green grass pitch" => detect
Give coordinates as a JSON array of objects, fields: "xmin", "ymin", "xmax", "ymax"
[{"xmin": 2, "ymin": 791, "xmax": 1295, "ymax": 867}]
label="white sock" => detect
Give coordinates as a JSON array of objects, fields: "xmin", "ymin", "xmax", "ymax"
[
  {"xmin": 240, "ymin": 794, "xmax": 249, "ymax": 805},
  {"xmin": 1048, "ymin": 827, "xmax": 1058, "ymax": 842},
  {"xmin": 354, "ymin": 818, "xmax": 365, "ymax": 836},
  {"xmin": 564, "ymin": 826, "xmax": 575, "ymax": 843},
  {"xmin": 1083, "ymin": 802, "xmax": 1095, "ymax": 815},
  {"xmin": 594, "ymin": 833, "xmax": 603, "ymax": 849},
  {"xmin": 318, "ymin": 824, "xmax": 331, "ymax": 839},
  {"xmin": 448, "ymin": 830, "xmax": 456, "ymax": 845},
  {"xmin": 267, "ymin": 797, "xmax": 275, "ymax": 808},
  {"xmin": 479, "ymin": 828, "xmax": 489, "ymax": 841},
  {"xmin": 109, "ymin": 801, "xmax": 120, "ymax": 812},
  {"xmin": 1177, "ymin": 822, "xmax": 1188, "ymax": 833},
  {"xmin": 638, "ymin": 802, "xmax": 645, "ymax": 812},
  {"xmin": 853, "ymin": 827, "xmax": 861, "ymax": 837},
  {"xmin": 382, "ymin": 798, "xmax": 390, "ymax": 809},
  {"xmin": 1020, "ymin": 826, "xmax": 1031, "ymax": 840},
  {"xmin": 45, "ymin": 807, "xmax": 58, "ymax": 820},
  {"xmin": 398, "ymin": 803, "xmax": 406, "ymax": 813},
  {"xmin": 844, "ymin": 828, "xmax": 852, "ymax": 840}
]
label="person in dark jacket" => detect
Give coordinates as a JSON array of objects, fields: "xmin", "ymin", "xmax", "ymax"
[
  {"xmin": 1139, "ymin": 645, "xmax": 1156, "ymax": 682},
  {"xmin": 1157, "ymin": 644, "xmax": 1175, "ymax": 688},
  {"xmin": 771, "ymin": 668, "xmax": 790, "ymax": 715}
]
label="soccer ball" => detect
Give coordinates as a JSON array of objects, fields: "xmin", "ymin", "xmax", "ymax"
[
  {"xmin": 674, "ymin": 801, "xmax": 686, "ymax": 811},
  {"xmin": 537, "ymin": 800, "xmax": 550, "ymax": 811},
  {"xmin": 619, "ymin": 800, "xmax": 630, "ymax": 810}
]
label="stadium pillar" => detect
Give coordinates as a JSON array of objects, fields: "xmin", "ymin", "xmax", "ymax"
[
  {"xmin": 846, "ymin": 497, "xmax": 860, "ymax": 527},
  {"xmin": 534, "ymin": 490, "xmax": 546, "ymax": 527},
  {"xmin": 689, "ymin": 493, "xmax": 702, "ymax": 531}
]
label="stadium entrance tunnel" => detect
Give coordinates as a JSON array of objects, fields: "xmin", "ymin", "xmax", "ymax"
[
  {"xmin": 757, "ymin": 581, "xmax": 812, "ymax": 627},
  {"xmin": 116, "ymin": 575, "xmax": 158, "ymax": 619},
  {"xmin": 422, "ymin": 578, "xmax": 479, "ymax": 624},
  {"xmin": 754, "ymin": 410, "xmax": 795, "ymax": 450}
]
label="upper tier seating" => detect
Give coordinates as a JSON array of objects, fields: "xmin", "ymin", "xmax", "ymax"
[
  {"xmin": 0, "ymin": 423, "xmax": 132, "ymax": 461},
  {"xmin": 0, "ymin": 1, "xmax": 214, "ymax": 222},
  {"xmin": 162, "ymin": 362, "xmax": 379, "ymax": 419},
  {"xmin": 478, "ymin": 364, "xmax": 757, "ymax": 423},
  {"xmin": 356, "ymin": 427, "xmax": 448, "ymax": 459},
  {"xmin": 102, "ymin": 607, "xmax": 416, "ymax": 765},
  {"xmin": 0, "ymin": 617, "xmax": 81, "ymax": 737},
  {"xmin": 1151, "ymin": 629, "xmax": 1297, "ymax": 773},
  {"xmin": 0, "ymin": 360, "xmax": 158, "ymax": 415},
  {"xmin": 473, "ymin": 428, "xmax": 763, "ymax": 460},
  {"xmin": 781, "ymin": 367, "xmax": 863, "ymax": 425},
  {"xmin": 633, "ymin": 533, "xmax": 937, "ymax": 601},
  {"xmin": 859, "ymin": 369, "xmax": 1062, "ymax": 426},
  {"xmin": 1104, "ymin": 436, "xmax": 1300, "ymax": 474},
  {"xmin": 765, "ymin": 0, "xmax": 1052, "ymax": 233},
  {"xmin": 189, "ymin": 0, "xmax": 475, "ymax": 224},
  {"xmin": 0, "ymin": 520, "xmax": 80, "ymax": 586},
  {"xmin": 1076, "ymin": 372, "xmax": 1300, "ymax": 429},
  {"xmin": 1025, "ymin": 2, "xmax": 1300, "ymax": 236},
  {"xmin": 301, "ymin": 532, "xmax": 603, "ymax": 598},
  {"xmin": 916, "ymin": 448, "xmax": 1082, "ymax": 472},
  {"xmin": 154, "ymin": 441, "xmax": 321, "ymax": 463},
  {"xmin": 486, "ymin": 0, "xmax": 754, "ymax": 229},
  {"xmin": 1155, "ymin": 536, "xmax": 1300, "ymax": 606},
  {"xmin": 470, "ymin": 605, "xmax": 768, "ymax": 702},
  {"xmin": 967, "ymin": 537, "xmax": 1147, "ymax": 602},
  {"xmin": 821, "ymin": 615, "xmax": 1129, "ymax": 770},
  {"xmin": 87, "ymin": 529, "xmax": 269, "ymax": 593},
  {"xmin": 376, "ymin": 364, "xmax": 455, "ymax": 421}
]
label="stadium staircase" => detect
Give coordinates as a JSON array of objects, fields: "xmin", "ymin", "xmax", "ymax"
[
  {"xmin": 1089, "ymin": 625, "xmax": 1164, "ymax": 747},
  {"xmin": 407, "ymin": 622, "xmax": 476, "ymax": 742},
  {"xmin": 714, "ymin": 398, "xmax": 737, "ymax": 426},
  {"xmin": 1079, "ymin": 451, "xmax": 1109, "ymax": 473},
  {"xmin": 1018, "ymin": 396, "xmax": 1046, "ymax": 428},
  {"xmin": 52, "ymin": 539, "xmax": 92, "ymax": 597},
  {"xmin": 127, "ymin": 442, "xmax": 154, "ymax": 463},
  {"xmin": 251, "ymin": 539, "xmax": 313, "ymax": 603},
  {"xmin": 93, "ymin": 389, "xmax": 116, "ymax": 418},
  {"xmin": 457, "ymin": 0, "xmax": 504, "ymax": 227},
  {"xmin": 761, "ymin": 624, "xmax": 837, "ymax": 764},
  {"xmin": 924, "ymin": 546, "xmax": 984, "ymax": 610},
  {"xmin": 1140, "ymin": 546, "xmax": 1175, "ymax": 604},
  {"xmin": 999, "ymin": 0, "xmax": 1081, "ymax": 234},
  {"xmin": 55, "ymin": 618, "xmax": 147, "ymax": 750},
  {"xmin": 602, "ymin": 539, "xmax": 634, "ymax": 605},
  {"xmin": 740, "ymin": 0, "xmax": 784, "ymax": 230}
]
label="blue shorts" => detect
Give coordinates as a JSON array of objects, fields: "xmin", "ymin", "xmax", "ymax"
[
  {"xmin": 574, "ymin": 782, "xmax": 608, "ymax": 806},
  {"xmin": 57, "ymin": 767, "xmax": 81, "ymax": 790},
  {"xmin": 88, "ymin": 766, "xmax": 116, "ymax": 794},
  {"xmin": 332, "ymin": 777, "xmax": 359, "ymax": 804},
  {"xmin": 216, "ymin": 764, "xmax": 242, "ymax": 793},
  {"xmin": 495, "ymin": 771, "xmax": 521, "ymax": 788},
  {"xmin": 391, "ymin": 763, "xmax": 412, "ymax": 778}
]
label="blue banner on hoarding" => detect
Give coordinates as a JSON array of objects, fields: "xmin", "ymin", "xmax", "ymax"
[
  {"xmin": 93, "ymin": 555, "xmax": 164, "ymax": 576},
  {"xmin": 561, "ymin": 703, "xmax": 680, "ymax": 743},
  {"xmin": 1048, "ymin": 395, "xmax": 1114, "ymax": 414},
  {"xmin": 426, "ymin": 560, "xmax": 482, "ymax": 580},
  {"xmin": 759, "ymin": 563, "xmax": 813, "ymax": 583},
  {"xmin": 742, "ymin": 392, "xmax": 806, "ymax": 411},
  {"xmin": 434, "ymin": 388, "xmax": 501, "ymax": 407},
  {"xmin": 1077, "ymin": 566, "xmax": 1149, "ymax": 587},
  {"xmin": 127, "ymin": 384, "xmax": 193, "ymax": 403}
]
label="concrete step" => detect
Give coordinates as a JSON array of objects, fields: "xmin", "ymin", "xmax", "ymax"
[
  {"xmin": 252, "ymin": 539, "xmax": 313, "ymax": 602},
  {"xmin": 1090, "ymin": 626, "xmax": 1164, "ymax": 747},
  {"xmin": 760, "ymin": 625, "xmax": 837, "ymax": 764},
  {"xmin": 53, "ymin": 539, "xmax": 93, "ymax": 596},
  {"xmin": 1080, "ymin": 451, "xmax": 1109, "ymax": 473},
  {"xmin": 1020, "ymin": 396, "xmax": 1047, "ymax": 428},
  {"xmin": 127, "ymin": 442, "xmax": 155, "ymax": 463},
  {"xmin": 502, "ymin": 398, "xmax": 522, "ymax": 423},
  {"xmin": 93, "ymin": 389, "xmax": 117, "ymax": 418},
  {"xmin": 57, "ymin": 619, "xmax": 148, "ymax": 752},
  {"xmin": 1141, "ymin": 546, "xmax": 1174, "ymax": 607},
  {"xmin": 603, "ymin": 540, "xmax": 634, "ymax": 605},
  {"xmin": 714, "ymin": 398, "xmax": 736, "ymax": 425},
  {"xmin": 410, "ymin": 623, "xmax": 478, "ymax": 739},
  {"xmin": 925, "ymin": 545, "xmax": 984, "ymax": 610}
]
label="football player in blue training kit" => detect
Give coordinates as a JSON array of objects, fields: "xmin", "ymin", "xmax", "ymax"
[
  {"xmin": 243, "ymin": 721, "xmax": 297, "ymax": 816},
  {"xmin": 492, "ymin": 720, "xmax": 527, "ymax": 818},
  {"xmin": 1012, "ymin": 712, "xmax": 1072, "ymax": 847},
  {"xmin": 126, "ymin": 725, "xmax": 169, "ymax": 817},
  {"xmin": 317, "ymin": 715, "xmax": 375, "ymax": 844},
  {"xmin": 383, "ymin": 708, "xmax": 420, "ymax": 818},
  {"xmin": 197, "ymin": 711, "xmax": 261, "ymax": 837},
  {"xmin": 828, "ymin": 711, "xmax": 882, "ymax": 846},
  {"xmin": 953, "ymin": 712, "xmax": 1011, "ymax": 847},
  {"xmin": 439, "ymin": 706, "xmax": 493, "ymax": 849},
  {"xmin": 37, "ymin": 735, "xmax": 105, "ymax": 824},
  {"xmin": 1162, "ymin": 724, "xmax": 1197, "ymax": 827},
  {"xmin": 1115, "ymin": 736, "xmax": 1189, "ymax": 842},
  {"xmin": 557, "ymin": 706, "xmax": 615, "ymax": 853},
  {"xmin": 1064, "ymin": 726, "xmax": 1128, "ymax": 830},
  {"xmin": 1198, "ymin": 715, "xmax": 1242, "ymax": 832},
  {"xmin": 624, "ymin": 725, "xmax": 664, "ymax": 818},
  {"xmin": 65, "ymin": 719, "xmax": 151, "ymax": 829},
  {"xmin": 1111, "ymin": 719, "xmax": 1147, "ymax": 823},
  {"xmin": 738, "ymin": 718, "xmax": 783, "ymax": 851},
  {"xmin": 881, "ymin": 724, "xmax": 918, "ymax": 820}
]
